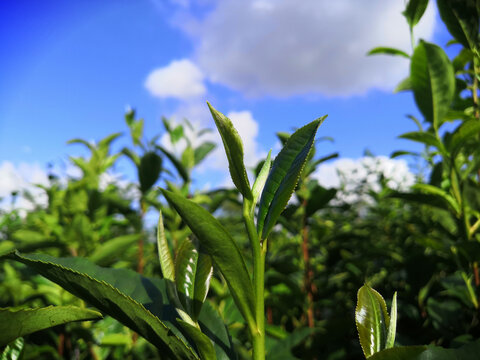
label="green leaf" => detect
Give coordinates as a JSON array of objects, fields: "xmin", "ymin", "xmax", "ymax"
[
  {"xmin": 402, "ymin": 0, "xmax": 429, "ymax": 28},
  {"xmin": 252, "ymin": 150, "xmax": 272, "ymax": 209},
  {"xmin": 171, "ymin": 124, "xmax": 184, "ymax": 144},
  {"xmin": 410, "ymin": 41, "xmax": 455, "ymax": 129},
  {"xmin": 177, "ymin": 320, "xmax": 216, "ymax": 360},
  {"xmin": 207, "ymin": 102, "xmax": 253, "ymax": 200},
  {"xmin": 2, "ymin": 251, "xmax": 199, "ymax": 359},
  {"xmin": 367, "ymin": 47, "xmax": 410, "ymax": 58},
  {"xmin": 257, "ymin": 117, "xmax": 325, "ymax": 239},
  {"xmin": 193, "ymin": 252, "xmax": 213, "ymax": 321},
  {"xmin": 139, "ymin": 152, "xmax": 162, "ymax": 193},
  {"xmin": 305, "ymin": 185, "xmax": 337, "ymax": 217},
  {"xmin": 194, "ymin": 142, "xmax": 216, "ymax": 165},
  {"xmin": 369, "ymin": 340, "xmax": 480, "ymax": 360},
  {"xmin": 448, "ymin": 119, "xmax": 480, "ymax": 155},
  {"xmin": 88, "ymin": 234, "xmax": 140, "ymax": 266},
  {"xmin": 394, "ymin": 77, "xmax": 412, "ymax": 93},
  {"xmin": 385, "ymin": 292, "xmax": 397, "ymax": 349},
  {"xmin": 389, "ymin": 191, "xmax": 458, "ymax": 213},
  {"xmin": 355, "ymin": 285, "xmax": 390, "ymax": 358},
  {"xmin": 122, "ymin": 148, "xmax": 140, "ymax": 166},
  {"xmin": 161, "ymin": 189, "xmax": 256, "ymax": 331},
  {"xmin": 175, "ymin": 239, "xmax": 198, "ymax": 316},
  {"xmin": 437, "ymin": 0, "xmax": 479, "ymax": 50},
  {"xmin": 1, "ymin": 337, "xmax": 24, "ymax": 360},
  {"xmin": 266, "ymin": 327, "xmax": 315, "ymax": 360},
  {"xmin": 157, "ymin": 145, "xmax": 190, "ymax": 183},
  {"xmin": 412, "ymin": 183, "xmax": 460, "ymax": 213},
  {"xmin": 0, "ymin": 306, "xmax": 102, "ymax": 346},
  {"xmin": 157, "ymin": 212, "xmax": 175, "ymax": 282},
  {"xmin": 182, "ymin": 145, "xmax": 196, "ymax": 170},
  {"xmin": 399, "ymin": 131, "xmax": 446, "ymax": 153}
]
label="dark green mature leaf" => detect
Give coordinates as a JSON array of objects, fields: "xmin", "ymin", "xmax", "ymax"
[
  {"xmin": 198, "ymin": 301, "xmax": 236, "ymax": 360},
  {"xmin": 0, "ymin": 306, "xmax": 102, "ymax": 346},
  {"xmin": 157, "ymin": 145, "xmax": 190, "ymax": 183},
  {"xmin": 410, "ymin": 41, "xmax": 455, "ymax": 129},
  {"xmin": 176, "ymin": 239, "xmax": 198, "ymax": 316},
  {"xmin": 389, "ymin": 191, "xmax": 456, "ymax": 213},
  {"xmin": 1, "ymin": 251, "xmax": 198, "ymax": 359},
  {"xmin": 89, "ymin": 234, "xmax": 140, "ymax": 266},
  {"xmin": 193, "ymin": 252, "xmax": 213, "ymax": 321},
  {"xmin": 194, "ymin": 142, "xmax": 216, "ymax": 165},
  {"xmin": 207, "ymin": 102, "xmax": 253, "ymax": 200},
  {"xmin": 369, "ymin": 340, "xmax": 480, "ymax": 360},
  {"xmin": 403, "ymin": 0, "xmax": 429, "ymax": 28},
  {"xmin": 266, "ymin": 327, "xmax": 315, "ymax": 360},
  {"xmin": 448, "ymin": 119, "xmax": 480, "ymax": 155},
  {"xmin": 139, "ymin": 152, "xmax": 162, "ymax": 193},
  {"xmin": 177, "ymin": 320, "xmax": 216, "ymax": 360},
  {"xmin": 368, "ymin": 47, "xmax": 410, "ymax": 58},
  {"xmin": 437, "ymin": 0, "xmax": 479, "ymax": 50},
  {"xmin": 257, "ymin": 117, "xmax": 325, "ymax": 239},
  {"xmin": 356, "ymin": 285, "xmax": 390, "ymax": 358},
  {"xmin": 161, "ymin": 189, "xmax": 256, "ymax": 329},
  {"xmin": 305, "ymin": 185, "xmax": 337, "ymax": 217}
]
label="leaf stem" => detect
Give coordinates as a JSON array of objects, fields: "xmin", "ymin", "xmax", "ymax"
[{"xmin": 243, "ymin": 200, "xmax": 265, "ymax": 360}]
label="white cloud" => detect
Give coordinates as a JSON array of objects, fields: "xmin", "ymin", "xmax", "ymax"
[
  {"xmin": 314, "ymin": 156, "xmax": 415, "ymax": 204},
  {"xmin": 173, "ymin": 0, "xmax": 436, "ymax": 97},
  {"xmin": 145, "ymin": 59, "xmax": 206, "ymax": 99},
  {"xmin": 0, "ymin": 161, "xmax": 49, "ymax": 211}
]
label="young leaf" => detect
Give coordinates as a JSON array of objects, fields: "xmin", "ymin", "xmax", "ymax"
[
  {"xmin": 161, "ymin": 189, "xmax": 256, "ymax": 330},
  {"xmin": 402, "ymin": 0, "xmax": 429, "ymax": 28},
  {"xmin": 157, "ymin": 212, "xmax": 175, "ymax": 282},
  {"xmin": 0, "ymin": 306, "xmax": 102, "ymax": 347},
  {"xmin": 207, "ymin": 102, "xmax": 253, "ymax": 200},
  {"xmin": 157, "ymin": 145, "xmax": 190, "ymax": 183},
  {"xmin": 410, "ymin": 41, "xmax": 455, "ymax": 130},
  {"xmin": 2, "ymin": 251, "xmax": 199, "ymax": 359},
  {"xmin": 356, "ymin": 285, "xmax": 390, "ymax": 358},
  {"xmin": 257, "ymin": 117, "xmax": 326, "ymax": 239},
  {"xmin": 367, "ymin": 47, "xmax": 410, "ymax": 58},
  {"xmin": 175, "ymin": 239, "xmax": 198, "ymax": 316},
  {"xmin": 394, "ymin": 77, "xmax": 412, "ymax": 93},
  {"xmin": 193, "ymin": 252, "xmax": 213, "ymax": 321},
  {"xmin": 1, "ymin": 337, "xmax": 24, "ymax": 360},
  {"xmin": 177, "ymin": 320, "xmax": 216, "ymax": 360},
  {"xmin": 385, "ymin": 292, "xmax": 397, "ymax": 349},
  {"xmin": 251, "ymin": 150, "xmax": 272, "ymax": 209}
]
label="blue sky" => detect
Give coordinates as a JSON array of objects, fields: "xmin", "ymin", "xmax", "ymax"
[{"xmin": 0, "ymin": 0, "xmax": 452, "ymax": 199}]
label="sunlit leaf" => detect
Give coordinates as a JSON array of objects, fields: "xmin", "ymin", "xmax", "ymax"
[
  {"xmin": 402, "ymin": 0, "xmax": 429, "ymax": 28},
  {"xmin": 368, "ymin": 47, "xmax": 410, "ymax": 58},
  {"xmin": 207, "ymin": 102, "xmax": 253, "ymax": 200},
  {"xmin": 257, "ymin": 117, "xmax": 325, "ymax": 239},
  {"xmin": 356, "ymin": 285, "xmax": 390, "ymax": 358},
  {"xmin": 161, "ymin": 189, "xmax": 256, "ymax": 329}
]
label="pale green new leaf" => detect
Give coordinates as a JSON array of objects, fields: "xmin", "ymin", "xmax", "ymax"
[
  {"xmin": 207, "ymin": 102, "xmax": 253, "ymax": 200},
  {"xmin": 385, "ymin": 292, "xmax": 397, "ymax": 349},
  {"xmin": 0, "ymin": 337, "xmax": 24, "ymax": 360},
  {"xmin": 161, "ymin": 189, "xmax": 256, "ymax": 330},
  {"xmin": 449, "ymin": 119, "xmax": 480, "ymax": 155},
  {"xmin": 257, "ymin": 117, "xmax": 325, "ymax": 239},
  {"xmin": 356, "ymin": 285, "xmax": 390, "ymax": 358},
  {"xmin": 175, "ymin": 239, "xmax": 198, "ymax": 316},
  {"xmin": 410, "ymin": 41, "xmax": 455, "ymax": 130},
  {"xmin": 194, "ymin": 142, "xmax": 216, "ymax": 165},
  {"xmin": 399, "ymin": 131, "xmax": 446, "ymax": 154},
  {"xmin": 252, "ymin": 150, "xmax": 272, "ymax": 209},
  {"xmin": 193, "ymin": 252, "xmax": 213, "ymax": 321},
  {"xmin": 157, "ymin": 212, "xmax": 175, "ymax": 282},
  {"xmin": 0, "ymin": 306, "xmax": 102, "ymax": 346}
]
